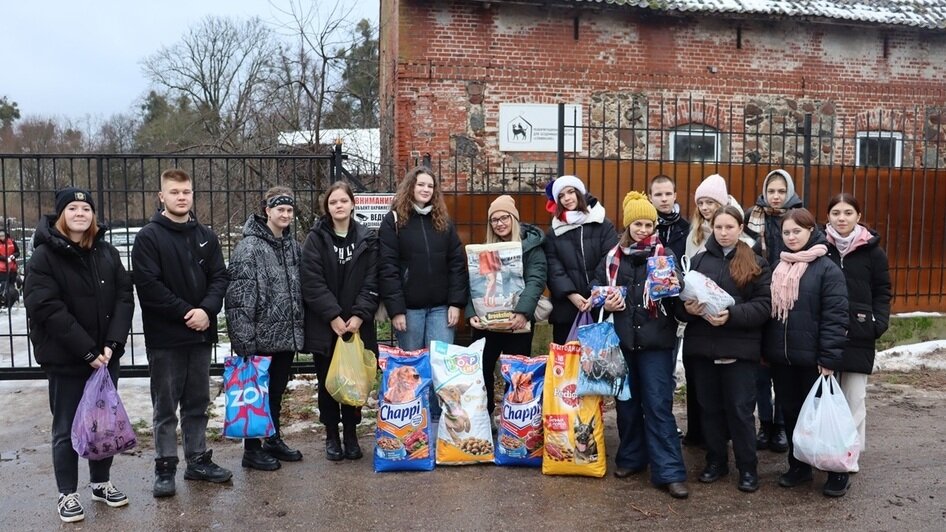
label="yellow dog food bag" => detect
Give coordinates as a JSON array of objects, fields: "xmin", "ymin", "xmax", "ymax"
[{"xmin": 542, "ymin": 342, "xmax": 607, "ymax": 477}]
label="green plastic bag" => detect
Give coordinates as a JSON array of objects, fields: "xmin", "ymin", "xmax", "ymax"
[{"xmin": 326, "ymin": 333, "xmax": 377, "ymax": 406}]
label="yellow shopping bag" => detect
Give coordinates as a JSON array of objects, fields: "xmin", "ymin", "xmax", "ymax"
[{"xmin": 326, "ymin": 333, "xmax": 377, "ymax": 406}]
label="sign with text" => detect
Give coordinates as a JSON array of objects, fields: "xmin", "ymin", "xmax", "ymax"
[
  {"xmin": 354, "ymin": 194, "xmax": 395, "ymax": 229},
  {"xmin": 499, "ymin": 103, "xmax": 582, "ymax": 152}
]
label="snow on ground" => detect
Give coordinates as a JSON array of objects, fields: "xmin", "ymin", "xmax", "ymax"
[{"xmin": 874, "ymin": 340, "xmax": 946, "ymax": 371}]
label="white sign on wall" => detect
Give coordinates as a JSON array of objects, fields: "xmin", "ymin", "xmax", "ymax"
[
  {"xmin": 499, "ymin": 103, "xmax": 582, "ymax": 152},
  {"xmin": 354, "ymin": 194, "xmax": 395, "ymax": 229}
]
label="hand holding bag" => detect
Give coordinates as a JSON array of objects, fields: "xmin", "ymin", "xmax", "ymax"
[
  {"xmin": 326, "ymin": 332, "xmax": 377, "ymax": 407},
  {"xmin": 71, "ymin": 365, "xmax": 138, "ymax": 460},
  {"xmin": 793, "ymin": 374, "xmax": 861, "ymax": 473},
  {"xmin": 223, "ymin": 355, "xmax": 276, "ymax": 439},
  {"xmin": 565, "ymin": 311, "xmax": 594, "ymax": 343},
  {"xmin": 679, "ymin": 255, "xmax": 735, "ymax": 317}
]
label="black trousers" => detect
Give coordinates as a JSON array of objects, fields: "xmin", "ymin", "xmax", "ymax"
[
  {"xmin": 471, "ymin": 327, "xmax": 535, "ymax": 415},
  {"xmin": 244, "ymin": 351, "xmax": 294, "ymax": 450},
  {"xmin": 48, "ymin": 364, "xmax": 120, "ymax": 494},
  {"xmin": 690, "ymin": 358, "xmax": 758, "ymax": 473},
  {"xmin": 683, "ymin": 353, "xmax": 703, "ymax": 439},
  {"xmin": 313, "ymin": 338, "xmax": 362, "ymax": 427},
  {"xmin": 770, "ymin": 363, "xmax": 820, "ymax": 470}
]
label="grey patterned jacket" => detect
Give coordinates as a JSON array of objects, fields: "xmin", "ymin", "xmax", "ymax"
[{"xmin": 225, "ymin": 214, "xmax": 304, "ymax": 355}]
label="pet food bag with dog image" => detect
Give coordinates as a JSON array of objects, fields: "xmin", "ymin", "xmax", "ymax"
[
  {"xmin": 576, "ymin": 317, "xmax": 631, "ymax": 400},
  {"xmin": 495, "ymin": 354, "xmax": 547, "ymax": 467},
  {"xmin": 430, "ymin": 338, "xmax": 494, "ymax": 465},
  {"xmin": 374, "ymin": 345, "xmax": 435, "ymax": 472},
  {"xmin": 542, "ymin": 342, "xmax": 607, "ymax": 477}
]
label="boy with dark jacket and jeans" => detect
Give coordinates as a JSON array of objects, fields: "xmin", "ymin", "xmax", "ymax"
[{"xmin": 132, "ymin": 168, "xmax": 231, "ymax": 497}]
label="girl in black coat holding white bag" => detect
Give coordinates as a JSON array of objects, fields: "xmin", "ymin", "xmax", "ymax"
[
  {"xmin": 25, "ymin": 188, "xmax": 134, "ymax": 523},
  {"xmin": 301, "ymin": 181, "xmax": 379, "ymax": 462},
  {"xmin": 681, "ymin": 206, "xmax": 771, "ymax": 493},
  {"xmin": 824, "ymin": 193, "xmax": 891, "ymax": 469}
]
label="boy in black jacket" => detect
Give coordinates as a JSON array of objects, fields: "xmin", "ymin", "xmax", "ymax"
[{"xmin": 132, "ymin": 168, "xmax": 231, "ymax": 498}]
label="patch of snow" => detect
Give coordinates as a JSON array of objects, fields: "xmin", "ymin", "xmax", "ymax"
[
  {"xmin": 875, "ymin": 340, "xmax": 946, "ymax": 371},
  {"xmin": 892, "ymin": 312, "xmax": 944, "ymax": 318}
]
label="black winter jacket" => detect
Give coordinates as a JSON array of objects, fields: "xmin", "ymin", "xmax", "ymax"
[
  {"xmin": 132, "ymin": 211, "xmax": 228, "ymax": 348},
  {"xmin": 762, "ymin": 230, "xmax": 849, "ymax": 370},
  {"xmin": 301, "ymin": 218, "xmax": 379, "ymax": 357},
  {"xmin": 679, "ymin": 236, "xmax": 771, "ymax": 362},
  {"xmin": 745, "ymin": 193, "xmax": 803, "ymax": 267},
  {"xmin": 593, "ymin": 247, "xmax": 679, "ymax": 353},
  {"xmin": 225, "ymin": 214, "xmax": 305, "ymax": 356},
  {"xmin": 657, "ymin": 213, "xmax": 690, "ymax": 261},
  {"xmin": 378, "ymin": 209, "xmax": 468, "ymax": 316},
  {"xmin": 25, "ymin": 216, "xmax": 134, "ymax": 376},
  {"xmin": 825, "ymin": 226, "xmax": 891, "ymax": 374},
  {"xmin": 544, "ymin": 198, "xmax": 619, "ymax": 326}
]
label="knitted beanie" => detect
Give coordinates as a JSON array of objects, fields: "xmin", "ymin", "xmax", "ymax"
[
  {"xmin": 551, "ymin": 175, "xmax": 587, "ymax": 203},
  {"xmin": 694, "ymin": 174, "xmax": 729, "ymax": 207},
  {"xmin": 622, "ymin": 191, "xmax": 657, "ymax": 227},
  {"xmin": 488, "ymin": 194, "xmax": 520, "ymax": 220},
  {"xmin": 55, "ymin": 187, "xmax": 96, "ymax": 218}
]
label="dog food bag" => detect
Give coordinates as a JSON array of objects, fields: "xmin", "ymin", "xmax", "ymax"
[
  {"xmin": 374, "ymin": 345, "xmax": 435, "ymax": 472},
  {"xmin": 647, "ymin": 254, "xmax": 681, "ymax": 301},
  {"xmin": 430, "ymin": 338, "xmax": 494, "ymax": 465},
  {"xmin": 589, "ymin": 285, "xmax": 628, "ymax": 308},
  {"xmin": 542, "ymin": 342, "xmax": 607, "ymax": 478},
  {"xmin": 495, "ymin": 354, "xmax": 547, "ymax": 467}
]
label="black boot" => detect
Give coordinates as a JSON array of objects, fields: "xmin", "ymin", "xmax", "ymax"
[
  {"xmin": 153, "ymin": 457, "xmax": 178, "ymax": 498},
  {"xmin": 778, "ymin": 464, "xmax": 813, "ymax": 488},
  {"xmin": 342, "ymin": 423, "xmax": 363, "ymax": 460},
  {"xmin": 263, "ymin": 435, "xmax": 303, "ymax": 462},
  {"xmin": 768, "ymin": 424, "xmax": 789, "ymax": 453},
  {"xmin": 823, "ymin": 472, "xmax": 851, "ymax": 497},
  {"xmin": 183, "ymin": 450, "xmax": 233, "ymax": 483},
  {"xmin": 756, "ymin": 422, "xmax": 772, "ymax": 450},
  {"xmin": 325, "ymin": 425, "xmax": 344, "ymax": 461},
  {"xmin": 242, "ymin": 448, "xmax": 280, "ymax": 471}
]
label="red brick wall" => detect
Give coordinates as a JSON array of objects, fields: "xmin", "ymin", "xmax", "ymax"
[{"xmin": 382, "ymin": 0, "xmax": 946, "ymax": 178}]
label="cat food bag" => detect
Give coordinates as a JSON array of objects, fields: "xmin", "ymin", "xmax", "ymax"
[
  {"xmin": 647, "ymin": 254, "xmax": 681, "ymax": 301},
  {"xmin": 495, "ymin": 354, "xmax": 547, "ymax": 467},
  {"xmin": 430, "ymin": 338, "xmax": 494, "ymax": 465},
  {"xmin": 374, "ymin": 346, "xmax": 434, "ymax": 472},
  {"xmin": 542, "ymin": 342, "xmax": 607, "ymax": 477},
  {"xmin": 589, "ymin": 285, "xmax": 628, "ymax": 308}
]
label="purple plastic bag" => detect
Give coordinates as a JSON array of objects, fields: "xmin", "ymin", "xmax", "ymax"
[
  {"xmin": 566, "ymin": 311, "xmax": 594, "ymax": 343},
  {"xmin": 71, "ymin": 366, "xmax": 137, "ymax": 461}
]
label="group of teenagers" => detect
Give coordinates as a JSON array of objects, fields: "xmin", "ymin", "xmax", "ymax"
[{"xmin": 25, "ymin": 163, "xmax": 889, "ymax": 523}]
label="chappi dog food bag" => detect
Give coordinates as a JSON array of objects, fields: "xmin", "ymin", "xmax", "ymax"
[
  {"xmin": 374, "ymin": 346, "xmax": 434, "ymax": 472},
  {"xmin": 430, "ymin": 338, "xmax": 494, "ymax": 465},
  {"xmin": 542, "ymin": 342, "xmax": 607, "ymax": 477},
  {"xmin": 495, "ymin": 354, "xmax": 546, "ymax": 467}
]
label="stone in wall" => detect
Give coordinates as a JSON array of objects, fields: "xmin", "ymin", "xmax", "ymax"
[
  {"xmin": 588, "ymin": 92, "xmax": 649, "ymax": 159},
  {"xmin": 742, "ymin": 96, "xmax": 836, "ymax": 166}
]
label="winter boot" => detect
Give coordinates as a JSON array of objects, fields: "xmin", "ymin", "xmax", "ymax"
[
  {"xmin": 263, "ymin": 435, "xmax": 303, "ymax": 462},
  {"xmin": 325, "ymin": 424, "xmax": 344, "ymax": 461},
  {"xmin": 184, "ymin": 450, "xmax": 233, "ymax": 483},
  {"xmin": 342, "ymin": 423, "xmax": 363, "ymax": 460},
  {"xmin": 768, "ymin": 424, "xmax": 789, "ymax": 453},
  {"xmin": 153, "ymin": 457, "xmax": 178, "ymax": 498},
  {"xmin": 756, "ymin": 422, "xmax": 772, "ymax": 450},
  {"xmin": 242, "ymin": 448, "xmax": 280, "ymax": 471},
  {"xmin": 823, "ymin": 472, "xmax": 851, "ymax": 497}
]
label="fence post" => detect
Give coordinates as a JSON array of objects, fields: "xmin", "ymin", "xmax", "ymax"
[
  {"xmin": 803, "ymin": 113, "xmax": 812, "ymax": 205},
  {"xmin": 95, "ymin": 156, "xmax": 105, "ymax": 224},
  {"xmin": 557, "ymin": 103, "xmax": 565, "ymax": 178},
  {"xmin": 331, "ymin": 140, "xmax": 343, "ymax": 183}
]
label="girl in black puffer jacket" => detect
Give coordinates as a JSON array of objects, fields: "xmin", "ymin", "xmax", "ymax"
[
  {"xmin": 680, "ymin": 206, "xmax": 771, "ymax": 493},
  {"xmin": 543, "ymin": 175, "xmax": 619, "ymax": 344},
  {"xmin": 824, "ymin": 193, "xmax": 891, "ymax": 468},
  {"xmin": 226, "ymin": 186, "xmax": 306, "ymax": 471},
  {"xmin": 763, "ymin": 208, "xmax": 849, "ymax": 497},
  {"xmin": 25, "ymin": 188, "xmax": 134, "ymax": 523},
  {"xmin": 302, "ymin": 181, "xmax": 380, "ymax": 462}
]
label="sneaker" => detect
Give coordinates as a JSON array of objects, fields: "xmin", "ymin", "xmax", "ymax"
[
  {"xmin": 823, "ymin": 472, "xmax": 851, "ymax": 497},
  {"xmin": 778, "ymin": 465, "xmax": 813, "ymax": 488},
  {"xmin": 90, "ymin": 481, "xmax": 129, "ymax": 507},
  {"xmin": 184, "ymin": 450, "xmax": 233, "ymax": 483},
  {"xmin": 58, "ymin": 493, "xmax": 84, "ymax": 523}
]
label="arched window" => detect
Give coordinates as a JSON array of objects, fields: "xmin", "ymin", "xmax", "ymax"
[{"xmin": 669, "ymin": 123, "xmax": 720, "ymax": 162}]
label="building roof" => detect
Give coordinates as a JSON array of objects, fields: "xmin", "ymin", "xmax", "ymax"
[
  {"xmin": 568, "ymin": 0, "xmax": 946, "ymax": 30},
  {"xmin": 278, "ymin": 128, "xmax": 381, "ymax": 171}
]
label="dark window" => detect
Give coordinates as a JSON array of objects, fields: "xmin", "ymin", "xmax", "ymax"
[
  {"xmin": 669, "ymin": 125, "xmax": 719, "ymax": 162},
  {"xmin": 856, "ymin": 131, "xmax": 902, "ymax": 167}
]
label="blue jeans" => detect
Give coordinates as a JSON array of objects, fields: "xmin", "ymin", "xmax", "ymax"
[
  {"xmin": 615, "ymin": 348, "xmax": 687, "ymax": 486},
  {"xmin": 395, "ymin": 305, "xmax": 455, "ymax": 420}
]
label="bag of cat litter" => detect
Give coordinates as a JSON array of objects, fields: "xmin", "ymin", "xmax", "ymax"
[
  {"xmin": 430, "ymin": 338, "xmax": 494, "ymax": 465},
  {"xmin": 495, "ymin": 354, "xmax": 547, "ymax": 467},
  {"xmin": 374, "ymin": 345, "xmax": 434, "ymax": 472},
  {"xmin": 541, "ymin": 342, "xmax": 607, "ymax": 478}
]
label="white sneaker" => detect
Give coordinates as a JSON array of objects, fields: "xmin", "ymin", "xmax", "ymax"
[
  {"xmin": 90, "ymin": 481, "xmax": 129, "ymax": 508},
  {"xmin": 58, "ymin": 493, "xmax": 84, "ymax": 523}
]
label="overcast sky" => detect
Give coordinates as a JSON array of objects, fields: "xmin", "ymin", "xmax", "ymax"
[{"xmin": 1, "ymin": 0, "xmax": 378, "ymax": 122}]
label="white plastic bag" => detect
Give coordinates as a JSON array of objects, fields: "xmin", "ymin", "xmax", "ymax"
[
  {"xmin": 793, "ymin": 375, "xmax": 861, "ymax": 473},
  {"xmin": 679, "ymin": 255, "xmax": 734, "ymax": 317}
]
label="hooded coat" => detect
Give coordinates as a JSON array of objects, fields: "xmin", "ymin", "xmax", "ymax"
[
  {"xmin": 825, "ymin": 226, "xmax": 891, "ymax": 374},
  {"xmin": 745, "ymin": 169, "xmax": 804, "ymax": 266},
  {"xmin": 25, "ymin": 216, "xmax": 134, "ymax": 376},
  {"xmin": 225, "ymin": 214, "xmax": 305, "ymax": 356}
]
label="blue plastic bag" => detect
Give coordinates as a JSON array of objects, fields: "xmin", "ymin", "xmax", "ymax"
[
  {"xmin": 223, "ymin": 355, "xmax": 275, "ymax": 439},
  {"xmin": 374, "ymin": 345, "xmax": 435, "ymax": 472},
  {"xmin": 576, "ymin": 320, "xmax": 631, "ymax": 400},
  {"xmin": 71, "ymin": 366, "xmax": 137, "ymax": 460}
]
